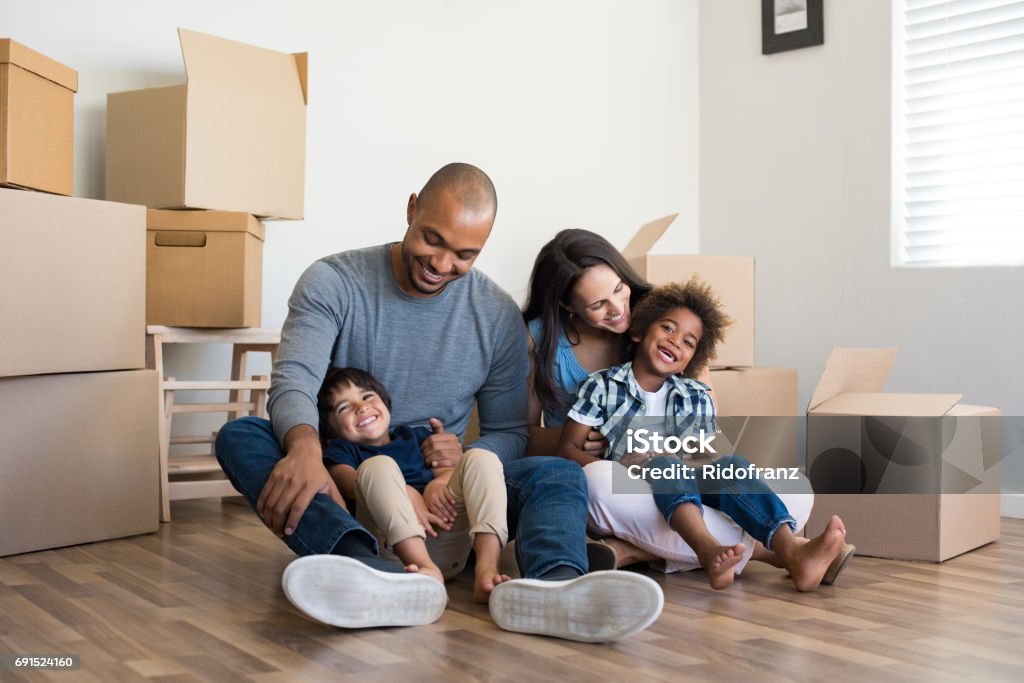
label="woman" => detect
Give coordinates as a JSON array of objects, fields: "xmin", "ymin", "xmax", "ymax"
[{"xmin": 522, "ymin": 229, "xmax": 816, "ymax": 576}]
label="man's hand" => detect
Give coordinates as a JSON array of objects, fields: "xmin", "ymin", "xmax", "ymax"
[
  {"xmin": 423, "ymin": 471, "xmax": 457, "ymax": 524},
  {"xmin": 421, "ymin": 418, "xmax": 463, "ymax": 469},
  {"xmin": 407, "ymin": 486, "xmax": 448, "ymax": 537},
  {"xmin": 583, "ymin": 428, "xmax": 609, "ymax": 454},
  {"xmin": 257, "ymin": 425, "xmax": 346, "ymax": 537}
]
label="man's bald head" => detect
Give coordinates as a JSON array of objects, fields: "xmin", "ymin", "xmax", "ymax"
[{"xmin": 415, "ymin": 162, "xmax": 497, "ymax": 218}]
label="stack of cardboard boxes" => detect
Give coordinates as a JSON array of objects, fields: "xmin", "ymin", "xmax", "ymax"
[
  {"xmin": 106, "ymin": 28, "xmax": 308, "ymax": 327},
  {"xmin": 623, "ymin": 214, "xmax": 799, "ymax": 470},
  {"xmin": 0, "ymin": 40, "xmax": 158, "ymax": 556},
  {"xmin": 103, "ymin": 29, "xmax": 308, "ymax": 517}
]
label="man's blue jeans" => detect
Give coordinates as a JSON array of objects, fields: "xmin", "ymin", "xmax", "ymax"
[
  {"xmin": 215, "ymin": 417, "xmax": 589, "ymax": 577},
  {"xmin": 647, "ymin": 454, "xmax": 797, "ymax": 550}
]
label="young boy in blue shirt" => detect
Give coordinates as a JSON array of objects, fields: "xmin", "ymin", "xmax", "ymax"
[
  {"xmin": 558, "ymin": 279, "xmax": 853, "ymax": 591},
  {"xmin": 318, "ymin": 367, "xmax": 510, "ymax": 603}
]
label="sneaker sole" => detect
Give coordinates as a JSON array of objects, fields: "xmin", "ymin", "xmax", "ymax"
[
  {"xmin": 488, "ymin": 571, "xmax": 663, "ymax": 642},
  {"xmin": 282, "ymin": 555, "xmax": 447, "ymax": 628}
]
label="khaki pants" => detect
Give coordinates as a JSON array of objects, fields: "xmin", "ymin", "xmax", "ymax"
[{"xmin": 354, "ymin": 448, "xmax": 508, "ymax": 579}]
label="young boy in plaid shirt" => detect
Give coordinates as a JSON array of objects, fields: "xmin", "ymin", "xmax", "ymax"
[{"xmin": 558, "ymin": 278, "xmax": 853, "ymax": 591}]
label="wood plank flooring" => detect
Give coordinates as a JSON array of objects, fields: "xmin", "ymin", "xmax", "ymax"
[{"xmin": 2, "ymin": 501, "xmax": 1023, "ymax": 682}]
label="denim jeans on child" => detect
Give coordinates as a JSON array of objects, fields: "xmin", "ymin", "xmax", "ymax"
[
  {"xmin": 215, "ymin": 416, "xmax": 589, "ymax": 577},
  {"xmin": 646, "ymin": 454, "xmax": 797, "ymax": 550}
]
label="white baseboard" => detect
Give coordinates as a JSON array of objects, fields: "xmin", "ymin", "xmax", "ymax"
[{"xmin": 1001, "ymin": 493, "xmax": 1024, "ymax": 519}]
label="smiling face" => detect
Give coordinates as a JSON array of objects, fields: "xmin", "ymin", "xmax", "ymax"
[
  {"xmin": 632, "ymin": 306, "xmax": 704, "ymax": 385},
  {"xmin": 565, "ymin": 263, "xmax": 633, "ymax": 335},
  {"xmin": 393, "ymin": 189, "xmax": 493, "ymax": 297},
  {"xmin": 325, "ymin": 382, "xmax": 392, "ymax": 447}
]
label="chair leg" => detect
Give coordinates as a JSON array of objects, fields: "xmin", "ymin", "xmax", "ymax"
[
  {"xmin": 159, "ymin": 377, "xmax": 176, "ymax": 522},
  {"xmin": 252, "ymin": 374, "xmax": 269, "ymax": 419},
  {"xmin": 228, "ymin": 345, "xmax": 248, "ymax": 421}
]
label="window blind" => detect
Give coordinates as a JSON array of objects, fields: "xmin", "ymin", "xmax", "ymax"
[{"xmin": 894, "ymin": 0, "xmax": 1024, "ymax": 266}]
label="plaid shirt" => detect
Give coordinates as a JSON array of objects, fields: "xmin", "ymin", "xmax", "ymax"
[{"xmin": 567, "ymin": 362, "xmax": 716, "ymax": 461}]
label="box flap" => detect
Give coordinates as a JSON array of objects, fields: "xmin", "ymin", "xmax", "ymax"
[
  {"xmin": 177, "ymin": 28, "xmax": 307, "ymax": 219},
  {"xmin": 947, "ymin": 404, "xmax": 1000, "ymax": 417},
  {"xmin": 0, "ymin": 38, "xmax": 78, "ymax": 91},
  {"xmin": 622, "ymin": 214, "xmax": 677, "ymax": 260},
  {"xmin": 147, "ymin": 209, "xmax": 265, "ymax": 241},
  {"xmin": 812, "ymin": 392, "xmax": 962, "ymax": 416},
  {"xmin": 293, "ymin": 52, "xmax": 308, "ymax": 104},
  {"xmin": 807, "ymin": 348, "xmax": 898, "ymax": 413}
]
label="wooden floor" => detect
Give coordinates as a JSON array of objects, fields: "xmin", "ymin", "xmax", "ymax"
[{"xmin": 3, "ymin": 502, "xmax": 1024, "ymax": 683}]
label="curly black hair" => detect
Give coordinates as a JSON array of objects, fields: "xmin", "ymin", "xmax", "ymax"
[
  {"xmin": 316, "ymin": 367, "xmax": 392, "ymax": 442},
  {"xmin": 627, "ymin": 277, "xmax": 732, "ymax": 377}
]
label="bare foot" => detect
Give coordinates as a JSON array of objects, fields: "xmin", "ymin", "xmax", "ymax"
[
  {"xmin": 758, "ymin": 538, "xmax": 823, "ymax": 570},
  {"xmin": 782, "ymin": 516, "xmax": 846, "ymax": 592},
  {"xmin": 599, "ymin": 537, "xmax": 658, "ymax": 568},
  {"xmin": 698, "ymin": 543, "xmax": 745, "ymax": 590},
  {"xmin": 404, "ymin": 562, "xmax": 445, "ymax": 585},
  {"xmin": 473, "ymin": 564, "xmax": 511, "ymax": 604}
]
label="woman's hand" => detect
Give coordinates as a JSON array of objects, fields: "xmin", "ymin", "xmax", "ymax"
[
  {"xmin": 583, "ymin": 428, "xmax": 609, "ymax": 455},
  {"xmin": 556, "ymin": 419, "xmax": 605, "ymax": 467}
]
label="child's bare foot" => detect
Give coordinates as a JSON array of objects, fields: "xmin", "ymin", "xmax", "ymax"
[
  {"xmin": 404, "ymin": 562, "xmax": 445, "ymax": 585},
  {"xmin": 698, "ymin": 543, "xmax": 745, "ymax": 590},
  {"xmin": 473, "ymin": 564, "xmax": 511, "ymax": 604},
  {"xmin": 782, "ymin": 516, "xmax": 846, "ymax": 592}
]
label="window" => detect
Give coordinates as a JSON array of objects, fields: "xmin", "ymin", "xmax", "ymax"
[{"xmin": 892, "ymin": 0, "xmax": 1024, "ymax": 266}]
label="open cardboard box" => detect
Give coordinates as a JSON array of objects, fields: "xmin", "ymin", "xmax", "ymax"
[
  {"xmin": 0, "ymin": 38, "xmax": 78, "ymax": 196},
  {"xmin": 804, "ymin": 348, "xmax": 1000, "ymax": 561},
  {"xmin": 623, "ymin": 214, "xmax": 754, "ymax": 368},
  {"xmin": 711, "ymin": 367, "xmax": 798, "ymax": 469},
  {"xmin": 147, "ymin": 209, "xmax": 264, "ymax": 327},
  {"xmin": 106, "ymin": 29, "xmax": 307, "ymax": 219},
  {"xmin": 0, "ymin": 188, "xmax": 145, "ymax": 378}
]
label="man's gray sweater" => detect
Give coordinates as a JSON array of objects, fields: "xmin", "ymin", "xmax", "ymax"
[{"xmin": 268, "ymin": 243, "xmax": 529, "ymax": 463}]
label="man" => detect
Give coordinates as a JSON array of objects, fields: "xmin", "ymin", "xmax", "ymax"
[{"xmin": 216, "ymin": 163, "xmax": 663, "ymax": 642}]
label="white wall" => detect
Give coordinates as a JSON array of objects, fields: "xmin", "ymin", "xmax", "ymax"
[
  {"xmin": 1, "ymin": 0, "xmax": 700, "ymax": 437},
  {"xmin": 699, "ymin": 0, "xmax": 1023, "ymax": 493}
]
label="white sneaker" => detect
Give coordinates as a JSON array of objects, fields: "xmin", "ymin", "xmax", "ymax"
[
  {"xmin": 488, "ymin": 571, "xmax": 663, "ymax": 642},
  {"xmin": 282, "ymin": 555, "xmax": 447, "ymax": 628}
]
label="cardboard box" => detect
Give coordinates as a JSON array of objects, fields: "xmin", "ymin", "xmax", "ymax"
[
  {"xmin": 711, "ymin": 367, "xmax": 798, "ymax": 468},
  {"xmin": 0, "ymin": 370, "xmax": 159, "ymax": 556},
  {"xmin": 804, "ymin": 348, "xmax": 1001, "ymax": 561},
  {"xmin": 147, "ymin": 209, "xmax": 264, "ymax": 327},
  {"xmin": 0, "ymin": 39, "xmax": 78, "ymax": 196},
  {"xmin": 623, "ymin": 214, "xmax": 754, "ymax": 368},
  {"xmin": 106, "ymin": 29, "xmax": 307, "ymax": 219},
  {"xmin": 710, "ymin": 367, "xmax": 797, "ymax": 416},
  {"xmin": 0, "ymin": 189, "xmax": 145, "ymax": 378}
]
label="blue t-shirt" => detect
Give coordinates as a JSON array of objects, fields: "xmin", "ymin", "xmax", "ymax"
[
  {"xmin": 527, "ymin": 317, "xmax": 591, "ymax": 427},
  {"xmin": 322, "ymin": 425, "xmax": 435, "ymax": 492}
]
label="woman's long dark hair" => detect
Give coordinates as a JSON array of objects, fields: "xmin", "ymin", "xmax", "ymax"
[{"xmin": 522, "ymin": 229, "xmax": 651, "ymax": 417}]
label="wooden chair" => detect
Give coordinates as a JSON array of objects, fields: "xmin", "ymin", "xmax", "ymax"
[{"xmin": 146, "ymin": 326, "xmax": 281, "ymax": 522}]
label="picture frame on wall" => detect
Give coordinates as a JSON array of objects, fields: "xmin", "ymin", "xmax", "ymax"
[{"xmin": 762, "ymin": 0, "xmax": 824, "ymax": 55}]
